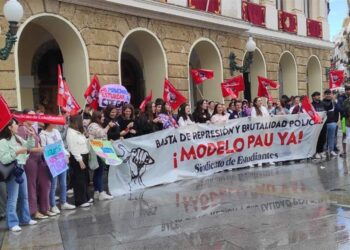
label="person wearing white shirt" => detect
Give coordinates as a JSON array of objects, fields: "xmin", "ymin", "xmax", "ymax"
[
  {"xmin": 251, "ymin": 97, "xmax": 270, "ymax": 117},
  {"xmin": 211, "ymin": 104, "xmax": 229, "ymax": 124},
  {"xmin": 177, "ymin": 103, "xmax": 195, "ymax": 127},
  {"xmin": 66, "ymin": 115, "xmax": 91, "ymax": 208},
  {"xmin": 40, "ymin": 124, "xmax": 76, "ymax": 214}
]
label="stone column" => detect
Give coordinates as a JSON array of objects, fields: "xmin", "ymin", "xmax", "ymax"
[
  {"xmin": 222, "ymin": 0, "xmax": 241, "ymax": 19},
  {"xmin": 261, "ymin": 0, "xmax": 278, "ymax": 30}
]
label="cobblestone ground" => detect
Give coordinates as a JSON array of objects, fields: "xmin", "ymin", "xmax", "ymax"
[{"xmin": 1, "ymin": 156, "xmax": 350, "ymax": 249}]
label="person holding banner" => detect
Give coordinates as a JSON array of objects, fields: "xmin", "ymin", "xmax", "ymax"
[
  {"xmin": 177, "ymin": 103, "xmax": 195, "ymax": 127},
  {"xmin": 66, "ymin": 115, "xmax": 91, "ymax": 208},
  {"xmin": 229, "ymin": 100, "xmax": 248, "ymax": 119},
  {"xmin": 271, "ymin": 99, "xmax": 290, "ymax": 116},
  {"xmin": 17, "ymin": 110, "xmax": 54, "ymax": 219},
  {"xmin": 211, "ymin": 104, "xmax": 229, "ymax": 124},
  {"xmin": 251, "ymin": 97, "xmax": 270, "ymax": 117},
  {"xmin": 118, "ymin": 104, "xmax": 137, "ymax": 139},
  {"xmin": 0, "ymin": 119, "xmax": 37, "ymax": 232},
  {"xmin": 155, "ymin": 99, "xmax": 178, "ymax": 129},
  {"xmin": 192, "ymin": 99, "xmax": 211, "ymax": 124},
  {"xmin": 103, "ymin": 105, "xmax": 121, "ymax": 141},
  {"xmin": 87, "ymin": 111, "xmax": 114, "ymax": 201},
  {"xmin": 40, "ymin": 123, "xmax": 76, "ymax": 214}
]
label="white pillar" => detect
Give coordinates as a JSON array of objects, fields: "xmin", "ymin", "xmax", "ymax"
[
  {"xmin": 221, "ymin": 0, "xmax": 241, "ymax": 19},
  {"xmin": 262, "ymin": 0, "xmax": 278, "ymax": 30},
  {"xmin": 166, "ymin": 0, "xmax": 187, "ymax": 7}
]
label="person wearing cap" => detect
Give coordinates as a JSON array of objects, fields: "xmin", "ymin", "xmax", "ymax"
[{"xmin": 311, "ymin": 91, "xmax": 328, "ymax": 159}]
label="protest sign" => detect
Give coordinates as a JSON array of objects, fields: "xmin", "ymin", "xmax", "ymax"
[
  {"xmin": 43, "ymin": 142, "xmax": 68, "ymax": 178},
  {"xmin": 110, "ymin": 113, "xmax": 326, "ymax": 196},
  {"xmin": 98, "ymin": 84, "xmax": 130, "ymax": 108},
  {"xmin": 90, "ymin": 139, "xmax": 122, "ymax": 166}
]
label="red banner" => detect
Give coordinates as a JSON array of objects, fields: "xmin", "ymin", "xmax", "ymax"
[
  {"xmin": 139, "ymin": 91, "xmax": 153, "ymax": 112},
  {"xmin": 191, "ymin": 69, "xmax": 214, "ymax": 85},
  {"xmin": 84, "ymin": 75, "xmax": 101, "ymax": 111},
  {"xmin": 278, "ymin": 10, "xmax": 297, "ymax": 34},
  {"xmin": 301, "ymin": 96, "xmax": 322, "ymax": 124},
  {"xmin": 163, "ymin": 79, "xmax": 187, "ymax": 110},
  {"xmin": 242, "ymin": 1, "xmax": 266, "ymax": 27},
  {"xmin": 307, "ymin": 19, "xmax": 322, "ymax": 39},
  {"xmin": 0, "ymin": 95, "xmax": 12, "ymax": 132},
  {"xmin": 329, "ymin": 70, "xmax": 345, "ymax": 89},
  {"xmin": 13, "ymin": 114, "xmax": 66, "ymax": 125},
  {"xmin": 188, "ymin": 0, "xmax": 221, "ymax": 14}
]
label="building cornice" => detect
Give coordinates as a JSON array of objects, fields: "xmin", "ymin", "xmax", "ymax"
[{"xmin": 59, "ymin": 0, "xmax": 334, "ymax": 50}]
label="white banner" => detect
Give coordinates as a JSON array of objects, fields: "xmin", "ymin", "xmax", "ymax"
[{"xmin": 109, "ymin": 113, "xmax": 325, "ymax": 196}]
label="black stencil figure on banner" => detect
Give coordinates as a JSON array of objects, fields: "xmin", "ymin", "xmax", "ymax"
[{"xmin": 117, "ymin": 145, "xmax": 155, "ymax": 188}]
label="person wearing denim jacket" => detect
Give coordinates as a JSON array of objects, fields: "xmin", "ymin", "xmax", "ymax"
[{"xmin": 0, "ymin": 119, "xmax": 37, "ymax": 232}]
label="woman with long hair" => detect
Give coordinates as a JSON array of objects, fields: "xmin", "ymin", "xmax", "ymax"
[
  {"xmin": 271, "ymin": 99, "xmax": 290, "ymax": 116},
  {"xmin": 251, "ymin": 97, "xmax": 270, "ymax": 117},
  {"xmin": 155, "ymin": 98, "xmax": 177, "ymax": 129},
  {"xmin": 177, "ymin": 103, "xmax": 195, "ymax": 127},
  {"xmin": 87, "ymin": 111, "xmax": 114, "ymax": 201},
  {"xmin": 118, "ymin": 104, "xmax": 137, "ymax": 139},
  {"xmin": 211, "ymin": 103, "xmax": 229, "ymax": 124},
  {"xmin": 135, "ymin": 102, "xmax": 163, "ymax": 136},
  {"xmin": 18, "ymin": 110, "xmax": 53, "ymax": 219},
  {"xmin": 192, "ymin": 99, "xmax": 211, "ymax": 123},
  {"xmin": 102, "ymin": 105, "xmax": 120, "ymax": 141},
  {"xmin": 40, "ymin": 123, "xmax": 76, "ymax": 214},
  {"xmin": 0, "ymin": 119, "xmax": 37, "ymax": 231},
  {"xmin": 66, "ymin": 115, "xmax": 91, "ymax": 207}
]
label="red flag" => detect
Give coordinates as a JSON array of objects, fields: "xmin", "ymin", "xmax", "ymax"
[
  {"xmin": 329, "ymin": 70, "xmax": 345, "ymax": 89},
  {"xmin": 301, "ymin": 96, "xmax": 322, "ymax": 124},
  {"xmin": 57, "ymin": 65, "xmax": 80, "ymax": 115},
  {"xmin": 139, "ymin": 91, "xmax": 152, "ymax": 112},
  {"xmin": 191, "ymin": 69, "xmax": 214, "ymax": 85},
  {"xmin": 257, "ymin": 76, "xmax": 280, "ymax": 101},
  {"xmin": 221, "ymin": 75, "xmax": 245, "ymax": 99},
  {"xmin": 13, "ymin": 114, "xmax": 66, "ymax": 125},
  {"xmin": 163, "ymin": 79, "xmax": 187, "ymax": 110},
  {"xmin": 84, "ymin": 75, "xmax": 101, "ymax": 110},
  {"xmin": 57, "ymin": 65, "xmax": 65, "ymax": 107},
  {"xmin": 0, "ymin": 95, "xmax": 12, "ymax": 131}
]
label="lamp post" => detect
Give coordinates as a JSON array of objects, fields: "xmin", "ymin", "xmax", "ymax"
[
  {"xmin": 0, "ymin": 0, "xmax": 23, "ymax": 60},
  {"xmin": 229, "ymin": 36, "xmax": 256, "ymax": 75}
]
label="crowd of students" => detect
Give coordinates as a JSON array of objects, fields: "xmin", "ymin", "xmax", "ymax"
[{"xmin": 1, "ymin": 85, "xmax": 350, "ymax": 232}]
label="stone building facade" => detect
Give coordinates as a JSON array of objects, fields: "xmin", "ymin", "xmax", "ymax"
[{"xmin": 0, "ymin": 0, "xmax": 333, "ymax": 111}]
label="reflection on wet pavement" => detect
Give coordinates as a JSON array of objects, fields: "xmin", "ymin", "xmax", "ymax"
[{"xmin": 2, "ymin": 157, "xmax": 350, "ymax": 249}]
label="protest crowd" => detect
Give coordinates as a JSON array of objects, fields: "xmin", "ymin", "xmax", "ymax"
[{"xmin": 0, "ymin": 67, "xmax": 348, "ymax": 232}]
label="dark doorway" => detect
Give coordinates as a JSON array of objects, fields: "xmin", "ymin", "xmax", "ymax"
[
  {"xmin": 32, "ymin": 40, "xmax": 63, "ymax": 114},
  {"xmin": 121, "ymin": 53, "xmax": 145, "ymax": 108}
]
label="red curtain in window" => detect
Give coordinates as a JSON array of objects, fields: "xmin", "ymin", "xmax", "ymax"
[
  {"xmin": 307, "ymin": 19, "xmax": 323, "ymax": 38},
  {"xmin": 188, "ymin": 0, "xmax": 221, "ymax": 14},
  {"xmin": 278, "ymin": 11, "xmax": 297, "ymax": 34},
  {"xmin": 242, "ymin": 1, "xmax": 266, "ymax": 27}
]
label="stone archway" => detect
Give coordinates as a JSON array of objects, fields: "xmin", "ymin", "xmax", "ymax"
[
  {"xmin": 119, "ymin": 28, "xmax": 168, "ymax": 106},
  {"xmin": 15, "ymin": 14, "xmax": 89, "ymax": 112},
  {"xmin": 307, "ymin": 55, "xmax": 322, "ymax": 97},
  {"xmin": 243, "ymin": 48, "xmax": 266, "ymax": 102},
  {"xmin": 278, "ymin": 51, "xmax": 298, "ymax": 97},
  {"xmin": 188, "ymin": 38, "xmax": 223, "ymax": 107}
]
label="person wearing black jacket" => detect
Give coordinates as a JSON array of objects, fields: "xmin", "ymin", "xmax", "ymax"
[
  {"xmin": 229, "ymin": 100, "xmax": 247, "ymax": 119},
  {"xmin": 192, "ymin": 99, "xmax": 211, "ymax": 123},
  {"xmin": 102, "ymin": 105, "xmax": 120, "ymax": 141},
  {"xmin": 312, "ymin": 91, "xmax": 329, "ymax": 159},
  {"xmin": 323, "ymin": 89, "xmax": 339, "ymax": 157},
  {"xmin": 117, "ymin": 104, "xmax": 137, "ymax": 139},
  {"xmin": 135, "ymin": 102, "xmax": 163, "ymax": 136}
]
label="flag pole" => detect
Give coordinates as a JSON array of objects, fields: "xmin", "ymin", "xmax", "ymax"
[
  {"xmin": 196, "ymin": 85, "xmax": 204, "ymax": 99},
  {"xmin": 205, "ymin": 0, "xmax": 210, "ymax": 12}
]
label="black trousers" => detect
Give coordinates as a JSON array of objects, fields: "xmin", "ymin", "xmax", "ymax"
[
  {"xmin": 316, "ymin": 125, "xmax": 327, "ymax": 153},
  {"xmin": 69, "ymin": 154, "xmax": 90, "ymax": 206}
]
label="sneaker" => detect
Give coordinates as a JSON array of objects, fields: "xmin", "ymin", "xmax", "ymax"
[
  {"xmin": 51, "ymin": 206, "xmax": 61, "ymax": 214},
  {"xmin": 340, "ymin": 153, "xmax": 347, "ymax": 158},
  {"xmin": 61, "ymin": 203, "xmax": 76, "ymax": 210},
  {"xmin": 314, "ymin": 153, "xmax": 321, "ymax": 159},
  {"xmin": 258, "ymin": 163, "xmax": 263, "ymax": 167},
  {"xmin": 10, "ymin": 225, "xmax": 22, "ymax": 232},
  {"xmin": 80, "ymin": 202, "xmax": 91, "ymax": 208},
  {"xmin": 28, "ymin": 220, "xmax": 37, "ymax": 225},
  {"xmin": 269, "ymin": 162, "xmax": 275, "ymax": 166},
  {"xmin": 94, "ymin": 191, "xmax": 99, "ymax": 199},
  {"xmin": 321, "ymin": 152, "xmax": 327, "ymax": 158},
  {"xmin": 88, "ymin": 198, "xmax": 94, "ymax": 203},
  {"xmin": 99, "ymin": 191, "xmax": 113, "ymax": 201},
  {"xmin": 45, "ymin": 211, "xmax": 57, "ymax": 217},
  {"xmin": 34, "ymin": 212, "xmax": 48, "ymax": 220},
  {"xmin": 331, "ymin": 151, "xmax": 338, "ymax": 157},
  {"xmin": 67, "ymin": 189, "xmax": 74, "ymax": 195}
]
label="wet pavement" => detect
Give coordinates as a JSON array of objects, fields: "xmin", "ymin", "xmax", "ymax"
[{"xmin": 1, "ymin": 157, "xmax": 350, "ymax": 249}]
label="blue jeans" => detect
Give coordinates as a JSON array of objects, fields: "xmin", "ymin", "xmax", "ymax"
[
  {"xmin": 327, "ymin": 122, "xmax": 337, "ymax": 152},
  {"xmin": 93, "ymin": 157, "xmax": 105, "ymax": 192},
  {"xmin": 50, "ymin": 170, "xmax": 67, "ymax": 207},
  {"xmin": 6, "ymin": 169, "xmax": 31, "ymax": 228}
]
